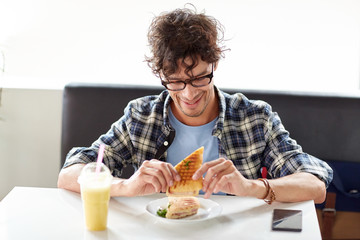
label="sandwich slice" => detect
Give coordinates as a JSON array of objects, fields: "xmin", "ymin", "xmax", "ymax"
[
  {"xmin": 165, "ymin": 196, "xmax": 200, "ymax": 219},
  {"xmin": 167, "ymin": 146, "xmax": 204, "ymax": 197}
]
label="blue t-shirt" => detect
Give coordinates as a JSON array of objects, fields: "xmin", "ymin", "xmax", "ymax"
[
  {"xmin": 167, "ymin": 108, "xmax": 225, "ymax": 195},
  {"xmin": 167, "ymin": 108, "xmax": 219, "ymax": 165}
]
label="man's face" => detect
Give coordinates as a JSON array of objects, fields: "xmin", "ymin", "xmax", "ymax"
[{"xmin": 164, "ymin": 58, "xmax": 217, "ymax": 126}]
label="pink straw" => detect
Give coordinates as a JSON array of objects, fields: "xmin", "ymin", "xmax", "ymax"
[{"xmin": 95, "ymin": 144, "xmax": 106, "ymax": 173}]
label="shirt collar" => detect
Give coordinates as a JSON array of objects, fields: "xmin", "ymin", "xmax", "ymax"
[{"xmin": 213, "ymin": 86, "xmax": 226, "ymax": 137}]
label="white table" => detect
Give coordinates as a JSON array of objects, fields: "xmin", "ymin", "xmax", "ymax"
[{"xmin": 0, "ymin": 187, "xmax": 321, "ymax": 240}]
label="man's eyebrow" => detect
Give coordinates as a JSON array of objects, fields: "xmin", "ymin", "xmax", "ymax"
[{"xmin": 167, "ymin": 68, "xmax": 209, "ymax": 81}]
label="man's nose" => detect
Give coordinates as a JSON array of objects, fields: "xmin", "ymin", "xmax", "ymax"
[{"xmin": 181, "ymin": 84, "xmax": 197, "ymax": 100}]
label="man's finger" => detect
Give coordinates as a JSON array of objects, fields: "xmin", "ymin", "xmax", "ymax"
[
  {"xmin": 192, "ymin": 158, "xmax": 225, "ymax": 180},
  {"xmin": 142, "ymin": 173, "xmax": 162, "ymax": 193},
  {"xmin": 142, "ymin": 166, "xmax": 168, "ymax": 192}
]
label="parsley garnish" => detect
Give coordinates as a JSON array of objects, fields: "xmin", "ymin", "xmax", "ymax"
[
  {"xmin": 156, "ymin": 208, "xmax": 167, "ymax": 218},
  {"xmin": 183, "ymin": 160, "xmax": 191, "ymax": 170}
]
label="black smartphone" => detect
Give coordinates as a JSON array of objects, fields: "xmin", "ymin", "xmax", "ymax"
[{"xmin": 271, "ymin": 209, "xmax": 302, "ymax": 232}]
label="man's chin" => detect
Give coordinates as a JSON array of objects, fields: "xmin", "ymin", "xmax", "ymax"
[{"xmin": 180, "ymin": 107, "xmax": 205, "ymax": 118}]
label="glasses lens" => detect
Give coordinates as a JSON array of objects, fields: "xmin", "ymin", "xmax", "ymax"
[
  {"xmin": 191, "ymin": 77, "xmax": 211, "ymax": 87},
  {"xmin": 165, "ymin": 82, "xmax": 185, "ymax": 91}
]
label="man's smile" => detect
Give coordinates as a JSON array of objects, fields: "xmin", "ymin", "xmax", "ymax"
[{"xmin": 179, "ymin": 94, "xmax": 203, "ymax": 108}]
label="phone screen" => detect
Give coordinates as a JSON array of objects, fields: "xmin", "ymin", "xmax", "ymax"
[{"xmin": 272, "ymin": 209, "xmax": 302, "ymax": 232}]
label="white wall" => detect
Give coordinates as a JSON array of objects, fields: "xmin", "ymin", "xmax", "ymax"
[
  {"xmin": 0, "ymin": 88, "xmax": 62, "ymax": 199},
  {"xmin": 1, "ymin": 0, "xmax": 360, "ymax": 91}
]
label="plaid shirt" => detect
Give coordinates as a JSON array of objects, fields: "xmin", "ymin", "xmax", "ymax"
[{"xmin": 64, "ymin": 87, "xmax": 333, "ymax": 187}]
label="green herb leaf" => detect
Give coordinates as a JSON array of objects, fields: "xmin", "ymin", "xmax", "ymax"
[{"xmin": 156, "ymin": 208, "xmax": 167, "ymax": 218}]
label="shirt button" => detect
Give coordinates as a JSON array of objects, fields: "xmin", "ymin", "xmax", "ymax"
[{"xmin": 164, "ymin": 141, "xmax": 168, "ymax": 146}]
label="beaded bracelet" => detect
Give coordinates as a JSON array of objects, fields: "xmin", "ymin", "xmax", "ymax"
[{"xmin": 258, "ymin": 178, "xmax": 276, "ymax": 205}]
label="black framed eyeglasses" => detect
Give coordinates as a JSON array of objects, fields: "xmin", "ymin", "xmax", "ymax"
[{"xmin": 161, "ymin": 64, "xmax": 214, "ymax": 91}]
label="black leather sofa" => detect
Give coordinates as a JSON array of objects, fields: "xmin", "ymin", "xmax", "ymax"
[{"xmin": 61, "ymin": 82, "xmax": 360, "ymax": 212}]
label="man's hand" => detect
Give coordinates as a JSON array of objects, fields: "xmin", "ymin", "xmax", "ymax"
[
  {"xmin": 192, "ymin": 158, "xmax": 251, "ymax": 199},
  {"xmin": 120, "ymin": 159, "xmax": 181, "ymax": 196}
]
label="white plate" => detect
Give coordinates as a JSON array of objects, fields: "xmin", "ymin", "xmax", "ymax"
[{"xmin": 145, "ymin": 197, "xmax": 222, "ymax": 222}]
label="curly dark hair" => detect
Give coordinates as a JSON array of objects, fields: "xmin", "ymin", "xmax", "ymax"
[{"xmin": 145, "ymin": 6, "xmax": 226, "ymax": 78}]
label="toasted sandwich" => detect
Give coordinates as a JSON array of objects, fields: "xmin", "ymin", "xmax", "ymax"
[
  {"xmin": 165, "ymin": 196, "xmax": 200, "ymax": 219},
  {"xmin": 167, "ymin": 146, "xmax": 204, "ymax": 196}
]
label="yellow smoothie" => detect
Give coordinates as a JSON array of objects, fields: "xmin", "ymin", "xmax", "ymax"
[{"xmin": 81, "ymin": 186, "xmax": 110, "ymax": 231}]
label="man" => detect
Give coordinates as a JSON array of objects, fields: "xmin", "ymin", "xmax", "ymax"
[{"xmin": 58, "ymin": 7, "xmax": 332, "ymax": 204}]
